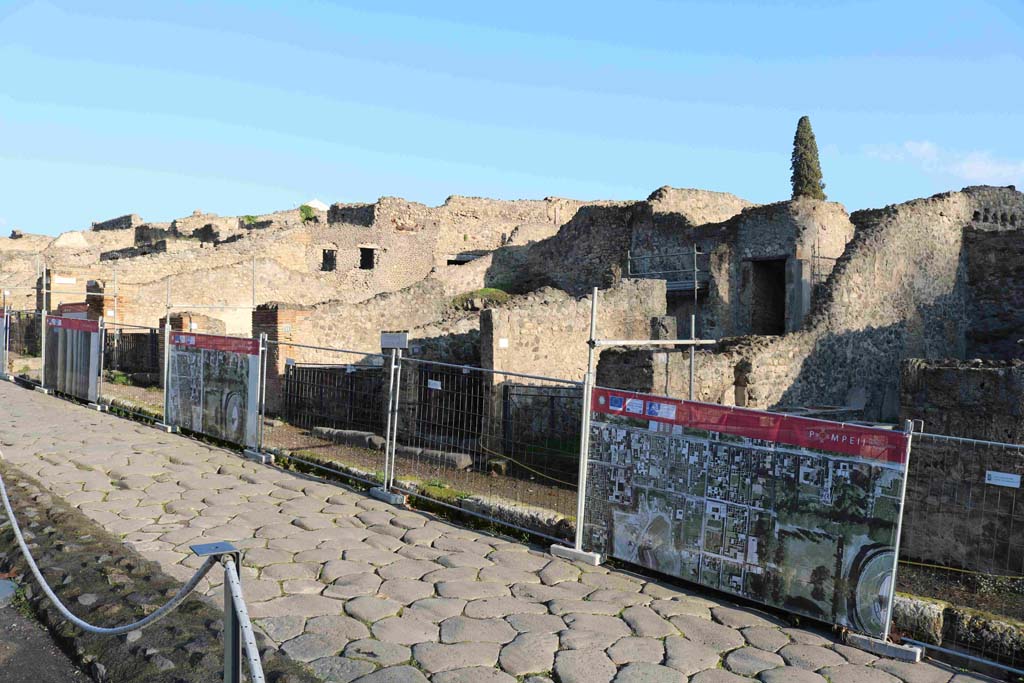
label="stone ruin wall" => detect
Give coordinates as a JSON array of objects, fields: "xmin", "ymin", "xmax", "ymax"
[
  {"xmin": 598, "ymin": 187, "xmax": 1024, "ymax": 421},
  {"xmin": 482, "ymin": 279, "xmax": 668, "ymax": 384}
]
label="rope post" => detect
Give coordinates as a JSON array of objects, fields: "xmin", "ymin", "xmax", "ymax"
[{"xmin": 191, "ymin": 542, "xmax": 244, "ymax": 683}]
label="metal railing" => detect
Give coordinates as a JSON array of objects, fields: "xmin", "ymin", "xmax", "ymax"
[{"xmin": 0, "ymin": 465, "xmax": 264, "ymax": 682}]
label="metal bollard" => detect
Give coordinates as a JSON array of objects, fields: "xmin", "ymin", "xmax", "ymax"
[{"xmin": 191, "ymin": 542, "xmax": 245, "ymax": 683}]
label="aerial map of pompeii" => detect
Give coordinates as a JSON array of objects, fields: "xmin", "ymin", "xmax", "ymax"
[{"xmin": 583, "ymin": 388, "xmax": 911, "ymax": 638}]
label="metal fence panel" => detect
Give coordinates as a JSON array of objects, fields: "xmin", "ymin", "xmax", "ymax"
[
  {"xmin": 42, "ymin": 316, "xmax": 101, "ymax": 403},
  {"xmin": 5, "ymin": 311, "xmax": 42, "ymax": 385},
  {"xmin": 260, "ymin": 340, "xmax": 389, "ymax": 487},
  {"xmin": 100, "ymin": 322, "xmax": 165, "ymax": 421},
  {"xmin": 389, "ymin": 357, "xmax": 581, "ymax": 543},
  {"xmin": 896, "ymin": 432, "xmax": 1023, "ymax": 672}
]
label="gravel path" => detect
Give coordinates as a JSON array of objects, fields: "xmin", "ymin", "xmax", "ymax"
[{"xmin": 0, "ymin": 381, "xmax": 995, "ymax": 683}]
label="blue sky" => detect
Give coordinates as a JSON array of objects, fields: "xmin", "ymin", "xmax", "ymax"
[{"xmin": 2, "ymin": 1, "xmax": 1022, "ymax": 235}]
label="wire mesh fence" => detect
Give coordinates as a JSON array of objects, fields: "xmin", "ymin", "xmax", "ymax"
[
  {"xmin": 389, "ymin": 357, "xmax": 581, "ymax": 542},
  {"xmin": 100, "ymin": 322, "xmax": 165, "ymax": 421},
  {"xmin": 5, "ymin": 310, "xmax": 42, "ymax": 385},
  {"xmin": 260, "ymin": 340, "xmax": 390, "ymax": 487},
  {"xmin": 896, "ymin": 432, "xmax": 1024, "ymax": 673}
]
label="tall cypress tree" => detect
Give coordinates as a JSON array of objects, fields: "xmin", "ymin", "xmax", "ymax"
[{"xmin": 790, "ymin": 116, "xmax": 827, "ymax": 200}]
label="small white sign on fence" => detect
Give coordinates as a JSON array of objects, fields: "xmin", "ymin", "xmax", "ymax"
[
  {"xmin": 985, "ymin": 471, "xmax": 1021, "ymax": 488},
  {"xmin": 427, "ymin": 379, "xmax": 442, "ymax": 390}
]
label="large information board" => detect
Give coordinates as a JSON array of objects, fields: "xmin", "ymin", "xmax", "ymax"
[
  {"xmin": 43, "ymin": 316, "xmax": 101, "ymax": 402},
  {"xmin": 167, "ymin": 333, "xmax": 260, "ymax": 448},
  {"xmin": 583, "ymin": 388, "xmax": 910, "ymax": 638}
]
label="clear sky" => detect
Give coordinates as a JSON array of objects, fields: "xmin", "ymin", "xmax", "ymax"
[{"xmin": 2, "ymin": 1, "xmax": 1022, "ymax": 236}]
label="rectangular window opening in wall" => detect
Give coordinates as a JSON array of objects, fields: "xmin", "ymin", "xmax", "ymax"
[
  {"xmin": 321, "ymin": 249, "xmax": 337, "ymax": 272},
  {"xmin": 359, "ymin": 247, "xmax": 377, "ymax": 270},
  {"xmin": 749, "ymin": 258, "xmax": 787, "ymax": 335}
]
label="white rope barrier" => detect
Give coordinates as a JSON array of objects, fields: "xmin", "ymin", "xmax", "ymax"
[{"xmin": 0, "ymin": 467, "xmax": 218, "ymax": 636}]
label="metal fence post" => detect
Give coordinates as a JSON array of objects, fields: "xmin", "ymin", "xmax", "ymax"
[
  {"xmin": 224, "ymin": 559, "xmax": 242, "ymax": 683},
  {"xmin": 39, "ymin": 309, "xmax": 46, "ymax": 387},
  {"xmin": 160, "ymin": 321, "xmax": 172, "ymax": 430},
  {"xmin": 883, "ymin": 419, "xmax": 915, "ymax": 642},
  {"xmin": 257, "ymin": 333, "xmax": 268, "ymax": 453},
  {"xmin": 550, "ymin": 288, "xmax": 602, "ymax": 565},
  {"xmin": 96, "ymin": 317, "xmax": 105, "ymax": 408},
  {"xmin": 382, "ymin": 348, "xmax": 398, "ymax": 489},
  {"xmin": 388, "ymin": 349, "xmax": 403, "ymax": 491}
]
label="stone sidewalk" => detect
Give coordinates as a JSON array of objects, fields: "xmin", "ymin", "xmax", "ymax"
[{"xmin": 0, "ymin": 382, "xmax": 988, "ymax": 683}]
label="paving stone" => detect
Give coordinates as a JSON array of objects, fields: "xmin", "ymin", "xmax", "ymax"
[
  {"xmin": 512, "ymin": 581, "xmax": 594, "ymax": 603},
  {"xmin": 581, "ymin": 571, "xmax": 644, "ymax": 592},
  {"xmin": 282, "ymin": 578, "xmax": 327, "ymax": 595},
  {"xmin": 650, "ymin": 598, "xmax": 713, "ymax": 620},
  {"xmin": 478, "ymin": 565, "xmax": 541, "ymax": 585},
  {"xmin": 613, "ymin": 663, "xmax": 687, "ymax": 683},
  {"xmin": 281, "ymin": 632, "xmax": 349, "ymax": 662},
  {"xmin": 371, "ymin": 615, "xmax": 439, "ymax": 645},
  {"xmin": 608, "ymin": 636, "xmax": 665, "ymax": 664},
  {"xmin": 437, "ymin": 552, "xmax": 493, "ymax": 569},
  {"xmin": 345, "ymin": 596, "xmax": 403, "ymax": 623},
  {"xmin": 759, "ymin": 668, "xmax": 828, "ymax": 683},
  {"xmin": 309, "ymin": 655, "xmax": 377, "ymax": 683},
  {"xmin": 712, "ymin": 606, "xmax": 784, "ymax": 629},
  {"xmin": 505, "ymin": 613, "xmax": 566, "ymax": 633},
  {"xmin": 396, "ymin": 545, "xmax": 443, "ymax": 562},
  {"xmin": 350, "ymin": 665, "xmax": 428, "ymax": 682},
  {"xmin": 539, "ymin": 559, "xmax": 579, "ymax": 585},
  {"xmin": 411, "ymin": 641, "xmax": 500, "ymax": 673},
  {"xmin": 559, "ymin": 628, "xmax": 626, "ymax": 650},
  {"xmin": 377, "ymin": 559, "xmax": 441, "ymax": 580},
  {"xmin": 663, "ymin": 636, "xmax": 721, "ymax": 675},
  {"xmin": 724, "ymin": 647, "xmax": 786, "ymax": 675},
  {"xmin": 670, "ymin": 614, "xmax": 746, "ymax": 652},
  {"xmin": 819, "ymin": 665, "xmax": 903, "ymax": 683},
  {"xmin": 742, "ymin": 627, "xmax": 790, "ymax": 652},
  {"xmin": 548, "ymin": 599, "xmax": 621, "ymax": 616},
  {"xmin": 323, "ymin": 559, "xmax": 377, "ymax": 582},
  {"xmin": 523, "ymin": 677, "xmax": 555, "ymax": 683},
  {"xmin": 431, "ymin": 666, "xmax": 516, "ymax": 683},
  {"xmin": 345, "ymin": 547, "xmax": 402, "ymax": 565},
  {"xmin": 255, "ymin": 615, "xmax": 306, "ymax": 643},
  {"xmin": 423, "ymin": 567, "xmax": 480, "ymax": 584},
  {"xmin": 435, "ymin": 580, "xmax": 511, "ymax": 600},
  {"xmin": 690, "ymin": 670, "xmax": 754, "ymax": 683},
  {"xmin": 262, "ymin": 561, "xmax": 321, "ymax": 580},
  {"xmin": 833, "ymin": 643, "xmax": 877, "ymax": 665},
  {"xmin": 554, "ymin": 648, "xmax": 617, "ymax": 683},
  {"xmin": 781, "ymin": 628, "xmax": 835, "ymax": 647},
  {"xmin": 344, "ymin": 639, "xmax": 412, "ymax": 667},
  {"xmin": 463, "ymin": 596, "xmax": 548, "ymax": 619},
  {"xmin": 622, "ymin": 605, "xmax": 677, "ymax": 637},
  {"xmin": 498, "ymin": 632, "xmax": 558, "ymax": 675},
  {"xmin": 378, "ymin": 579, "xmax": 435, "ymax": 604},
  {"xmin": 778, "ymin": 644, "xmax": 848, "ymax": 670},
  {"xmin": 871, "ymin": 659, "xmax": 955, "ymax": 683},
  {"xmin": 403, "ymin": 597, "xmax": 467, "ymax": 623},
  {"xmin": 439, "ymin": 616, "xmax": 518, "ymax": 644},
  {"xmin": 562, "ymin": 613, "xmax": 632, "ymax": 636},
  {"xmin": 249, "ymin": 594, "xmax": 347, "ymax": 618},
  {"xmin": 325, "ymin": 573, "xmax": 384, "ymax": 599},
  {"xmin": 588, "ymin": 589, "xmax": 653, "ymax": 607},
  {"xmin": 487, "ymin": 549, "xmax": 550, "ymax": 572},
  {"xmin": 306, "ymin": 614, "xmax": 372, "ymax": 641}
]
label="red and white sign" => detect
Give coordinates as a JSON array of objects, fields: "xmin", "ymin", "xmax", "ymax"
[
  {"xmin": 170, "ymin": 332, "xmax": 259, "ymax": 356},
  {"xmin": 592, "ymin": 388, "xmax": 909, "ymax": 463},
  {"xmin": 46, "ymin": 315, "xmax": 99, "ymax": 334}
]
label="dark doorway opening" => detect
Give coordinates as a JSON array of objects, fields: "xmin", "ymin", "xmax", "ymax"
[
  {"xmin": 750, "ymin": 259, "xmax": 786, "ymax": 335},
  {"xmin": 321, "ymin": 249, "xmax": 337, "ymax": 272},
  {"xmin": 359, "ymin": 248, "xmax": 377, "ymax": 270}
]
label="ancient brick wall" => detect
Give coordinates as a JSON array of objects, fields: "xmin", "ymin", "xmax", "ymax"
[
  {"xmin": 90, "ymin": 214, "xmax": 142, "ymax": 231},
  {"xmin": 964, "ymin": 227, "xmax": 1024, "ymax": 359}
]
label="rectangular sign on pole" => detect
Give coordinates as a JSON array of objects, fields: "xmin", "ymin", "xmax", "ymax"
[
  {"xmin": 42, "ymin": 315, "xmax": 101, "ymax": 402},
  {"xmin": 166, "ymin": 332, "xmax": 260, "ymax": 448},
  {"xmin": 582, "ymin": 388, "xmax": 911, "ymax": 639}
]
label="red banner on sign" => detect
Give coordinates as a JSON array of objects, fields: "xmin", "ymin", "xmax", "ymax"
[
  {"xmin": 46, "ymin": 316, "xmax": 99, "ymax": 333},
  {"xmin": 170, "ymin": 332, "xmax": 259, "ymax": 356},
  {"xmin": 591, "ymin": 388, "xmax": 908, "ymax": 464}
]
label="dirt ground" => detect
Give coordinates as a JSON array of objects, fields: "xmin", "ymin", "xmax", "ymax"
[
  {"xmin": 0, "ymin": 598, "xmax": 89, "ymax": 683},
  {"xmin": 263, "ymin": 420, "xmax": 577, "ymax": 518},
  {"xmin": 896, "ymin": 562, "xmax": 1024, "ymax": 621}
]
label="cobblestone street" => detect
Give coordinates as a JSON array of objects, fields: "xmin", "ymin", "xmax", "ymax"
[{"xmin": 0, "ymin": 383, "xmax": 993, "ymax": 683}]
